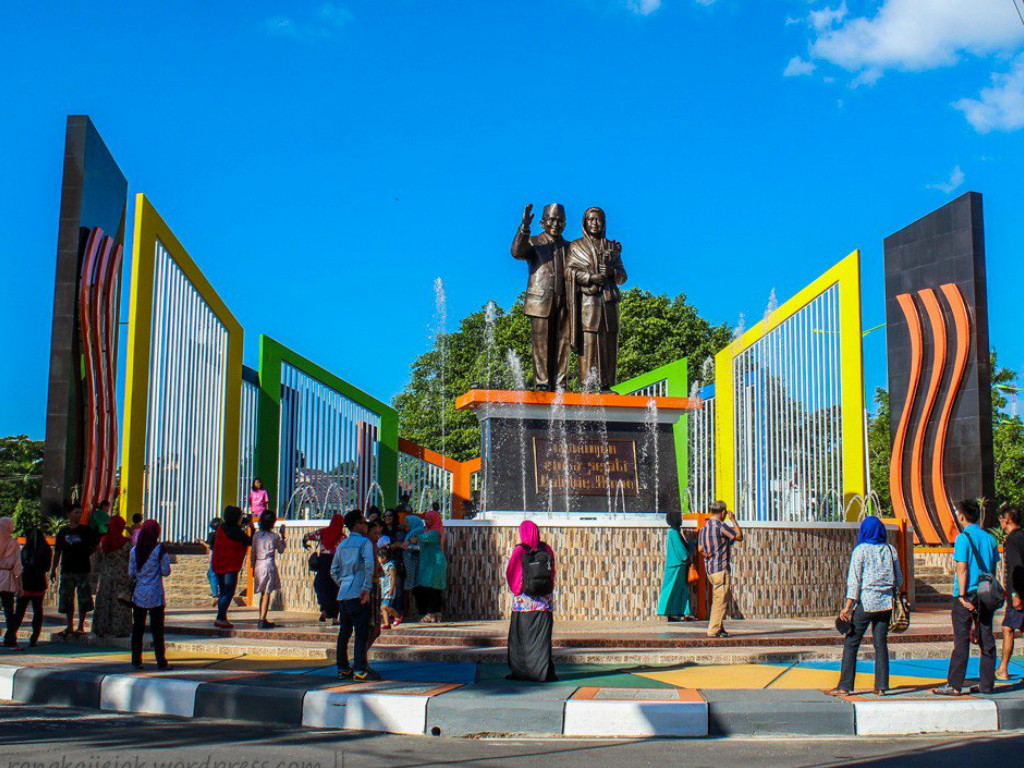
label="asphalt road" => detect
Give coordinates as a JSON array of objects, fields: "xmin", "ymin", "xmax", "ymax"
[{"xmin": 2, "ymin": 703, "xmax": 1023, "ymax": 768}]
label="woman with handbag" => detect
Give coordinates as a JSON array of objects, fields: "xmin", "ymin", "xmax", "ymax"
[
  {"xmin": 92, "ymin": 515, "xmax": 133, "ymax": 638},
  {"xmin": 657, "ymin": 510, "xmax": 697, "ymax": 622},
  {"xmin": 303, "ymin": 513, "xmax": 345, "ymax": 624},
  {"xmin": 128, "ymin": 519, "xmax": 171, "ymax": 670},
  {"xmin": 828, "ymin": 516, "xmax": 903, "ymax": 697}
]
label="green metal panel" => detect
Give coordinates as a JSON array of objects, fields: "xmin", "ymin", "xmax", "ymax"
[
  {"xmin": 255, "ymin": 335, "xmax": 399, "ymax": 510},
  {"xmin": 613, "ymin": 359, "xmax": 690, "ymax": 512}
]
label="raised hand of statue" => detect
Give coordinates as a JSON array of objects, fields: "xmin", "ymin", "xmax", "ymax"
[{"xmin": 521, "ymin": 203, "xmax": 534, "ymax": 230}]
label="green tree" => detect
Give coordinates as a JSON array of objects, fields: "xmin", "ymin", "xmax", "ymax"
[
  {"xmin": 0, "ymin": 435, "xmax": 43, "ymax": 515},
  {"xmin": 393, "ymin": 288, "xmax": 731, "ymax": 461},
  {"xmin": 991, "ymin": 353, "xmax": 1024, "ymax": 507},
  {"xmin": 866, "ymin": 388, "xmax": 892, "ymax": 515}
]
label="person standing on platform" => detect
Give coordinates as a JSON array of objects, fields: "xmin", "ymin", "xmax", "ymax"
[
  {"xmin": 828, "ymin": 516, "xmax": 902, "ymax": 696},
  {"xmin": 50, "ymin": 504, "xmax": 98, "ymax": 638},
  {"xmin": 304, "ymin": 513, "xmax": 346, "ymax": 624},
  {"xmin": 658, "ymin": 510, "xmax": 695, "ymax": 622},
  {"xmin": 505, "ymin": 520, "xmax": 557, "ymax": 682},
  {"xmin": 698, "ymin": 500, "xmax": 743, "ymax": 638},
  {"xmin": 330, "ymin": 510, "xmax": 379, "ymax": 681},
  {"xmin": 0, "ymin": 517, "xmax": 23, "ymax": 648},
  {"xmin": 211, "ymin": 506, "xmax": 251, "ymax": 629},
  {"xmin": 195, "ymin": 517, "xmax": 222, "ymax": 603},
  {"xmin": 933, "ymin": 500, "xmax": 1001, "ymax": 696},
  {"xmin": 400, "ymin": 515, "xmax": 423, "ymax": 619},
  {"xmin": 89, "ymin": 501, "xmax": 111, "ymax": 535},
  {"xmin": 128, "ymin": 519, "xmax": 171, "ymax": 670},
  {"xmin": 413, "ymin": 510, "xmax": 447, "ymax": 623},
  {"xmin": 997, "ymin": 506, "xmax": 1023, "ymax": 681},
  {"xmin": 248, "ymin": 478, "xmax": 269, "ymax": 528},
  {"xmin": 128, "ymin": 513, "xmax": 144, "ymax": 543},
  {"xmin": 92, "ymin": 515, "xmax": 132, "ymax": 638},
  {"xmin": 252, "ymin": 511, "xmax": 286, "ymax": 629},
  {"xmin": 7, "ymin": 528, "xmax": 50, "ymax": 648}
]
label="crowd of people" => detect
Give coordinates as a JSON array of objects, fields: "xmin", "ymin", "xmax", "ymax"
[{"xmin": 1, "ymin": 485, "xmax": 1021, "ymax": 688}]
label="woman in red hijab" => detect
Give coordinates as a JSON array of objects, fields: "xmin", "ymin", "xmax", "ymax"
[
  {"xmin": 505, "ymin": 520, "xmax": 557, "ymax": 682},
  {"xmin": 303, "ymin": 514, "xmax": 346, "ymax": 623},
  {"xmin": 93, "ymin": 515, "xmax": 132, "ymax": 638}
]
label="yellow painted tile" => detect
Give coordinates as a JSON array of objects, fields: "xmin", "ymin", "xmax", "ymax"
[
  {"xmin": 767, "ymin": 666, "xmax": 942, "ymax": 690},
  {"xmin": 635, "ymin": 664, "xmax": 789, "ymax": 689}
]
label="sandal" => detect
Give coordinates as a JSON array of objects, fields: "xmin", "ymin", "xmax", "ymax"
[
  {"xmin": 932, "ymin": 684, "xmax": 962, "ymax": 696},
  {"xmin": 826, "ymin": 688, "xmax": 852, "ymax": 697}
]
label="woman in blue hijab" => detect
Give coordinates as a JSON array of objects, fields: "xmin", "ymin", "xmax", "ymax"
[{"xmin": 828, "ymin": 516, "xmax": 903, "ymax": 697}]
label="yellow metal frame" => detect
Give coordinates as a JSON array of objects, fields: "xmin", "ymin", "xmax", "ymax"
[
  {"xmin": 714, "ymin": 250, "xmax": 866, "ymax": 520},
  {"xmin": 121, "ymin": 194, "xmax": 244, "ymax": 517}
]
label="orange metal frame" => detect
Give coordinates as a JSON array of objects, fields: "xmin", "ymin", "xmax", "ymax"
[{"xmin": 398, "ymin": 438, "xmax": 479, "ymax": 518}]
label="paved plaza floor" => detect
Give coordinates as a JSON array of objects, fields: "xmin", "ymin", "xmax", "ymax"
[{"xmin": 4, "ymin": 609, "xmax": 1023, "ymax": 738}]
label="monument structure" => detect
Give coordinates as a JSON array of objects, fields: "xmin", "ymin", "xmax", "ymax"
[
  {"xmin": 41, "ymin": 117, "xmax": 128, "ymax": 519},
  {"xmin": 884, "ymin": 192, "xmax": 994, "ymax": 544},
  {"xmin": 463, "ymin": 204, "xmax": 690, "ymax": 515}
]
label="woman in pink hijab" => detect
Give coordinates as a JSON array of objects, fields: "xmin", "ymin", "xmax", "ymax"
[
  {"xmin": 0, "ymin": 517, "xmax": 24, "ymax": 649},
  {"xmin": 505, "ymin": 520, "xmax": 557, "ymax": 682}
]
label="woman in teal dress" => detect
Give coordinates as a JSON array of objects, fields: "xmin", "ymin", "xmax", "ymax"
[
  {"xmin": 657, "ymin": 509, "xmax": 696, "ymax": 622},
  {"xmin": 412, "ymin": 510, "xmax": 448, "ymax": 622}
]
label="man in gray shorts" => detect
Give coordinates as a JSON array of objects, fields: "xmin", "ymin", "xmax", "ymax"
[{"xmin": 49, "ymin": 505, "xmax": 98, "ymax": 637}]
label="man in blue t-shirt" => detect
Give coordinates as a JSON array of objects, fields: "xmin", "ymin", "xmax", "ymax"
[{"xmin": 933, "ymin": 500, "xmax": 1001, "ymax": 696}]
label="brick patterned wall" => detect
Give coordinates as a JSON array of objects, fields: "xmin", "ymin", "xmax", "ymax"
[
  {"xmin": 443, "ymin": 524, "xmax": 876, "ymax": 621},
  {"xmin": 126, "ymin": 524, "xmax": 879, "ymax": 620}
]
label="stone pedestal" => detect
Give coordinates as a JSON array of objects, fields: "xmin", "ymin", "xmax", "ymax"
[{"xmin": 455, "ymin": 390, "xmax": 698, "ymax": 514}]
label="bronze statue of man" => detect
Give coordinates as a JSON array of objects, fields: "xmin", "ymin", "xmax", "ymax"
[
  {"xmin": 511, "ymin": 203, "xmax": 570, "ymax": 391},
  {"xmin": 567, "ymin": 206, "xmax": 627, "ymax": 392}
]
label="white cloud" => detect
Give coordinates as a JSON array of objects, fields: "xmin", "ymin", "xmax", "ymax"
[
  {"xmin": 954, "ymin": 55, "xmax": 1024, "ymax": 132},
  {"xmin": 626, "ymin": 0, "xmax": 662, "ymax": 14},
  {"xmin": 622, "ymin": 0, "xmax": 716, "ymax": 13},
  {"xmin": 926, "ymin": 165, "xmax": 966, "ymax": 194},
  {"xmin": 808, "ymin": 2, "xmax": 847, "ymax": 33},
  {"xmin": 265, "ymin": 2, "xmax": 352, "ymax": 40},
  {"xmin": 808, "ymin": 0, "xmax": 1024, "ymax": 75},
  {"xmin": 783, "ymin": 56, "xmax": 816, "ymax": 77}
]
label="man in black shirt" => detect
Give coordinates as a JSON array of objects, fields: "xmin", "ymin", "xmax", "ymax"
[
  {"xmin": 49, "ymin": 505, "xmax": 98, "ymax": 637},
  {"xmin": 997, "ymin": 506, "xmax": 1024, "ymax": 681}
]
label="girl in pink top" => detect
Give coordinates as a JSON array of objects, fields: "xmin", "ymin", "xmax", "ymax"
[{"xmin": 248, "ymin": 478, "xmax": 269, "ymax": 525}]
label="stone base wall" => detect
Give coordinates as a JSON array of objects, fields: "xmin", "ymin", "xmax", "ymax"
[
  {"xmin": 444, "ymin": 523, "xmax": 886, "ymax": 621},
  {"xmin": 56, "ymin": 524, "xmax": 897, "ymax": 621}
]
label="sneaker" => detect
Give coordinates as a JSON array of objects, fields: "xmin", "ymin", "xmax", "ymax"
[
  {"xmin": 354, "ymin": 668, "xmax": 381, "ymax": 682},
  {"xmin": 337, "ymin": 668, "xmax": 354, "ymax": 679}
]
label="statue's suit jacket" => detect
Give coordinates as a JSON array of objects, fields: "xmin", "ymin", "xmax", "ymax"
[{"xmin": 511, "ymin": 228, "xmax": 569, "ymax": 319}]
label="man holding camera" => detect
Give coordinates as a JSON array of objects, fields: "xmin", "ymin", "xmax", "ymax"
[{"xmin": 698, "ymin": 500, "xmax": 743, "ymax": 639}]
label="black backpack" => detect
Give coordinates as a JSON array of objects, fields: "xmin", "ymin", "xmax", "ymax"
[{"xmin": 520, "ymin": 544, "xmax": 554, "ymax": 597}]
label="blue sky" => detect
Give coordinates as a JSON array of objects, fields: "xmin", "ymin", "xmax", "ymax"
[{"xmin": 2, "ymin": 0, "xmax": 1024, "ymax": 439}]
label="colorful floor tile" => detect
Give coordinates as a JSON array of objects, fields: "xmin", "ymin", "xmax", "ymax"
[{"xmin": 635, "ymin": 663, "xmax": 790, "ymax": 690}]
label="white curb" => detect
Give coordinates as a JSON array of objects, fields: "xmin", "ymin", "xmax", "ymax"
[
  {"xmin": 302, "ymin": 691, "xmax": 429, "ymax": 735},
  {"xmin": 0, "ymin": 665, "xmax": 20, "ymax": 700},
  {"xmin": 100, "ymin": 675, "xmax": 202, "ymax": 718},
  {"xmin": 854, "ymin": 699, "xmax": 999, "ymax": 736},
  {"xmin": 563, "ymin": 699, "xmax": 709, "ymax": 738}
]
